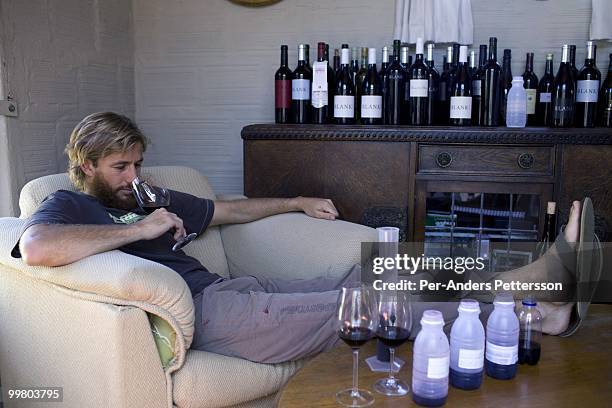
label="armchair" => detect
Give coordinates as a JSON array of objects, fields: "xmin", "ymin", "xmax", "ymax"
[{"xmin": 0, "ymin": 166, "xmax": 376, "ymax": 408}]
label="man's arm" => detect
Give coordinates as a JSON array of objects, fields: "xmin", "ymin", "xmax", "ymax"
[
  {"xmin": 20, "ymin": 208, "xmax": 186, "ymax": 267},
  {"xmin": 209, "ymin": 196, "xmax": 339, "ymax": 227}
]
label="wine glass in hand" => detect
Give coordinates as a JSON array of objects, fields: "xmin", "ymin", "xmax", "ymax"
[
  {"xmin": 336, "ymin": 286, "xmax": 378, "ymax": 407},
  {"xmin": 131, "ymin": 177, "xmax": 197, "ymax": 252},
  {"xmin": 374, "ymin": 291, "xmax": 412, "ymax": 396}
]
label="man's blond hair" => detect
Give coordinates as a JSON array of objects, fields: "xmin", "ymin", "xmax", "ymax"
[{"xmin": 65, "ymin": 112, "xmax": 148, "ymax": 190}]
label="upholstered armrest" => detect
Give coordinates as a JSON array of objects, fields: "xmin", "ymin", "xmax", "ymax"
[
  {"xmin": 0, "ymin": 217, "xmax": 195, "ymax": 358},
  {"xmin": 220, "ymin": 213, "xmax": 377, "ymax": 280},
  {"xmin": 216, "ymin": 193, "xmax": 248, "ymax": 201}
]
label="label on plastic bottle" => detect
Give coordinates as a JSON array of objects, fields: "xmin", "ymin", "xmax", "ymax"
[
  {"xmin": 458, "ymin": 348, "xmax": 484, "ymax": 370},
  {"xmin": 292, "ymin": 79, "xmax": 310, "ymax": 101},
  {"xmin": 539, "ymin": 92, "xmax": 552, "ymax": 103},
  {"xmin": 311, "ymin": 61, "xmax": 328, "ymax": 108},
  {"xmin": 486, "ymin": 341, "xmax": 518, "ymax": 365},
  {"xmin": 427, "ymin": 356, "xmax": 450, "ymax": 379},
  {"xmin": 361, "ymin": 95, "xmax": 382, "ymax": 118},
  {"xmin": 450, "ymin": 96, "xmax": 472, "ymax": 119},
  {"xmin": 526, "ymin": 89, "xmax": 537, "ymax": 114},
  {"xmin": 334, "ymin": 95, "xmax": 355, "ymax": 118},
  {"xmin": 576, "ymin": 80, "xmax": 600, "ymax": 103},
  {"xmin": 472, "ymin": 80, "xmax": 481, "ymax": 96},
  {"xmin": 410, "ymin": 79, "xmax": 428, "ymax": 97}
]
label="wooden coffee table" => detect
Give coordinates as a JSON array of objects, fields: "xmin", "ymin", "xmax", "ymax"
[{"xmin": 279, "ymin": 304, "xmax": 612, "ymax": 407}]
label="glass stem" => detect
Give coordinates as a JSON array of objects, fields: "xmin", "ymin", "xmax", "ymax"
[
  {"xmin": 351, "ymin": 348, "xmax": 360, "ymax": 397},
  {"xmin": 388, "ymin": 347, "xmax": 396, "ymax": 380}
]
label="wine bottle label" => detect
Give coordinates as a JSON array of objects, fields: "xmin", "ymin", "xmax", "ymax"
[
  {"xmin": 472, "ymin": 80, "xmax": 482, "ymax": 96},
  {"xmin": 458, "ymin": 348, "xmax": 484, "ymax": 370},
  {"xmin": 539, "ymin": 92, "xmax": 552, "ymax": 103},
  {"xmin": 334, "ymin": 95, "xmax": 355, "ymax": 118},
  {"xmin": 292, "ymin": 79, "xmax": 310, "ymax": 101},
  {"xmin": 486, "ymin": 341, "xmax": 518, "ymax": 365},
  {"xmin": 360, "ymin": 95, "xmax": 382, "ymax": 118},
  {"xmin": 275, "ymin": 80, "xmax": 291, "ymax": 108},
  {"xmin": 526, "ymin": 89, "xmax": 537, "ymax": 114},
  {"xmin": 450, "ymin": 96, "xmax": 472, "ymax": 119},
  {"xmin": 576, "ymin": 80, "xmax": 600, "ymax": 103},
  {"xmin": 410, "ymin": 79, "xmax": 428, "ymax": 97},
  {"xmin": 311, "ymin": 62, "xmax": 329, "ymax": 108},
  {"xmin": 439, "ymin": 82, "xmax": 447, "ymax": 101},
  {"xmin": 427, "ymin": 356, "xmax": 450, "ymax": 379}
]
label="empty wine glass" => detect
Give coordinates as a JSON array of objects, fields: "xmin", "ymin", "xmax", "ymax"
[
  {"xmin": 336, "ymin": 286, "xmax": 378, "ymax": 407},
  {"xmin": 374, "ymin": 290, "xmax": 412, "ymax": 396},
  {"xmin": 131, "ymin": 177, "xmax": 197, "ymax": 252}
]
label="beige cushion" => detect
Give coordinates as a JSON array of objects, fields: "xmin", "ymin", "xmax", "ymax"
[
  {"xmin": 172, "ymin": 350, "xmax": 305, "ymax": 408},
  {"xmin": 18, "ymin": 165, "xmax": 230, "ymax": 278}
]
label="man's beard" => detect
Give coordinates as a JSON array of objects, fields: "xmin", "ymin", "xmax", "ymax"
[{"xmin": 88, "ymin": 173, "xmax": 137, "ymax": 210}]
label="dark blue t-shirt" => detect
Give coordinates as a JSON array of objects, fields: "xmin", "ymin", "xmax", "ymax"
[{"xmin": 19, "ymin": 189, "xmax": 220, "ymax": 296}]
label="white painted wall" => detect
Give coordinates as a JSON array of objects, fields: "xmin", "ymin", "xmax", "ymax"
[
  {"xmin": 0, "ymin": 0, "xmax": 134, "ymax": 216},
  {"xmin": 134, "ymin": 0, "xmax": 611, "ymax": 195}
]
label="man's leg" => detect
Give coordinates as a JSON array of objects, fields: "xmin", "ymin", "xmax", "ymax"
[
  {"xmin": 252, "ymin": 263, "xmax": 361, "ymax": 293},
  {"xmin": 191, "ymin": 275, "xmax": 341, "ymax": 364}
]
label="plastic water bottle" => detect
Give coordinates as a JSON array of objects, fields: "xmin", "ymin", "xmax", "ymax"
[
  {"xmin": 518, "ymin": 297, "xmax": 543, "ymax": 365},
  {"xmin": 449, "ymin": 299, "xmax": 485, "ymax": 390},
  {"xmin": 485, "ymin": 293, "xmax": 519, "ymax": 380},
  {"xmin": 412, "ymin": 310, "xmax": 449, "ymax": 407},
  {"xmin": 506, "ymin": 76, "xmax": 527, "ymax": 127}
]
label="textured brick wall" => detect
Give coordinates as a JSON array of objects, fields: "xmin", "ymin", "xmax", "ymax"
[
  {"xmin": 134, "ymin": 0, "xmax": 610, "ymax": 195},
  {"xmin": 1, "ymin": 0, "xmax": 134, "ymax": 215}
]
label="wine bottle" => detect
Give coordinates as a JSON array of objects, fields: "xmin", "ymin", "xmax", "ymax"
[
  {"xmin": 337, "ymin": 44, "xmax": 349, "ymax": 78},
  {"xmin": 481, "ymin": 37, "xmax": 502, "ymax": 126},
  {"xmin": 386, "ymin": 39, "xmax": 406, "ymax": 125},
  {"xmin": 311, "ymin": 42, "xmax": 330, "ymax": 124},
  {"xmin": 569, "ymin": 45, "xmax": 579, "ymax": 83},
  {"xmin": 500, "ymin": 49, "xmax": 513, "ymax": 125},
  {"xmin": 409, "ymin": 38, "xmax": 429, "ymax": 125},
  {"xmin": 537, "ymin": 53, "xmax": 555, "ymax": 126},
  {"xmin": 599, "ymin": 53, "xmax": 612, "ymax": 127},
  {"xmin": 445, "ymin": 43, "xmax": 461, "ymax": 120},
  {"xmin": 380, "ymin": 46, "xmax": 390, "ymax": 124},
  {"xmin": 275, "ymin": 45, "xmax": 292, "ymax": 124},
  {"xmin": 449, "ymin": 45, "xmax": 473, "ymax": 126},
  {"xmin": 333, "ymin": 48, "xmax": 341, "ymax": 73},
  {"xmin": 355, "ymin": 47, "xmax": 369, "ymax": 123},
  {"xmin": 401, "ymin": 44, "xmax": 411, "ymax": 123},
  {"xmin": 551, "ymin": 45, "xmax": 575, "ymax": 127},
  {"xmin": 425, "ymin": 43, "xmax": 440, "ymax": 126},
  {"xmin": 325, "ymin": 44, "xmax": 336, "ymax": 123},
  {"xmin": 351, "ymin": 47, "xmax": 360, "ymax": 86},
  {"xmin": 439, "ymin": 46, "xmax": 453, "ymax": 124},
  {"xmin": 537, "ymin": 201, "xmax": 557, "ymax": 257},
  {"xmin": 304, "ymin": 44, "xmax": 312, "ymax": 73},
  {"xmin": 361, "ymin": 48, "xmax": 383, "ymax": 125},
  {"xmin": 334, "ymin": 48, "xmax": 355, "ymax": 124},
  {"xmin": 469, "ymin": 50, "xmax": 478, "ymax": 77},
  {"xmin": 522, "ymin": 53, "xmax": 539, "ymax": 126},
  {"xmin": 472, "ymin": 44, "xmax": 486, "ymax": 125},
  {"xmin": 575, "ymin": 41, "xmax": 601, "ymax": 128},
  {"xmin": 292, "ymin": 44, "xmax": 311, "ymax": 124}
]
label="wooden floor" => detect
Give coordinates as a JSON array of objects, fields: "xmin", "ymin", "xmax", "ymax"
[{"xmin": 280, "ymin": 304, "xmax": 612, "ymax": 408}]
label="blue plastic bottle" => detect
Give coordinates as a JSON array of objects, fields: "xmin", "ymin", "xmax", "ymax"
[{"xmin": 485, "ymin": 293, "xmax": 519, "ymax": 380}]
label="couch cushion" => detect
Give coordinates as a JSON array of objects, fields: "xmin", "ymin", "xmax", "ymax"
[
  {"xmin": 18, "ymin": 165, "xmax": 230, "ymax": 278},
  {"xmin": 172, "ymin": 349, "xmax": 305, "ymax": 408}
]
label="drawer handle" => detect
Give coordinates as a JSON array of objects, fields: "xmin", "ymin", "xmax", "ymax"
[
  {"xmin": 436, "ymin": 152, "xmax": 453, "ymax": 168},
  {"xmin": 517, "ymin": 153, "xmax": 534, "ymax": 169}
]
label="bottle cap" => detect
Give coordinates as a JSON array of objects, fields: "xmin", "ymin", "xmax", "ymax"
[
  {"xmin": 421, "ymin": 310, "xmax": 444, "ymax": 326},
  {"xmin": 522, "ymin": 297, "xmax": 537, "ymax": 307},
  {"xmin": 341, "ymin": 48, "xmax": 350, "ymax": 65},
  {"xmin": 512, "ymin": 76, "xmax": 523, "ymax": 82},
  {"xmin": 368, "ymin": 48, "xmax": 377, "ymax": 65},
  {"xmin": 416, "ymin": 37, "xmax": 424, "ymax": 55},
  {"xmin": 546, "ymin": 53, "xmax": 553, "ymax": 60},
  {"xmin": 459, "ymin": 45, "xmax": 468, "ymax": 63},
  {"xmin": 547, "ymin": 201, "xmax": 556, "ymax": 215},
  {"xmin": 493, "ymin": 292, "xmax": 515, "ymax": 307},
  {"xmin": 458, "ymin": 299, "xmax": 481, "ymax": 313}
]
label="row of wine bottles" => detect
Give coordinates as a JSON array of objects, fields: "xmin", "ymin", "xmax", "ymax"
[{"xmin": 274, "ymin": 38, "xmax": 612, "ymax": 128}]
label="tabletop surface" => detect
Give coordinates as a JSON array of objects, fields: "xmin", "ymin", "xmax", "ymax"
[{"xmin": 279, "ymin": 304, "xmax": 612, "ymax": 408}]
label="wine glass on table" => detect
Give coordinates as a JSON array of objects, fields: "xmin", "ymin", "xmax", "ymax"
[
  {"xmin": 374, "ymin": 291, "xmax": 412, "ymax": 396},
  {"xmin": 336, "ymin": 286, "xmax": 378, "ymax": 407},
  {"xmin": 131, "ymin": 177, "xmax": 197, "ymax": 252}
]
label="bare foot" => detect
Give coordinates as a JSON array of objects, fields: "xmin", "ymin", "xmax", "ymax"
[
  {"xmin": 537, "ymin": 301, "xmax": 574, "ymax": 335},
  {"xmin": 564, "ymin": 200, "xmax": 581, "ymax": 243}
]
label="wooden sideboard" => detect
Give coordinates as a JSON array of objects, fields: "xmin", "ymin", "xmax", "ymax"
[{"xmin": 242, "ymin": 125, "xmax": 612, "ymax": 242}]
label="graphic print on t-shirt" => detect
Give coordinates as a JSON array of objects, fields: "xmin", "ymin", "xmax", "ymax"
[{"xmin": 108, "ymin": 212, "xmax": 146, "ymax": 225}]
